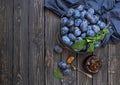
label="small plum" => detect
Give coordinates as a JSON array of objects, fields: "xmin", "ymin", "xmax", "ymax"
[
  {"xmin": 87, "ymin": 30, "xmax": 95, "ymax": 37},
  {"xmin": 75, "ymin": 19, "xmax": 82, "ymax": 27},
  {"xmin": 66, "ymin": 8, "xmax": 75, "ymax": 17},
  {"xmin": 61, "ymin": 26, "xmax": 69, "ymax": 35},
  {"xmin": 58, "ymin": 62, "xmax": 67, "ymax": 69},
  {"xmin": 92, "ymin": 25, "xmax": 100, "ymax": 33},
  {"xmin": 77, "ymin": 5, "xmax": 84, "ymax": 11},
  {"xmin": 88, "ymin": 8, "xmax": 94, "ymax": 14},
  {"xmin": 73, "ymin": 9, "xmax": 81, "ymax": 18},
  {"xmin": 54, "ymin": 45, "xmax": 63, "ymax": 53},
  {"xmin": 62, "ymin": 35, "xmax": 71, "ymax": 45},
  {"xmin": 61, "ymin": 17, "xmax": 68, "ymax": 25},
  {"xmin": 67, "ymin": 19, "xmax": 74, "ymax": 27},
  {"xmin": 63, "ymin": 68, "xmax": 72, "ymax": 75},
  {"xmin": 74, "ymin": 30, "xmax": 81, "ymax": 36},
  {"xmin": 68, "ymin": 33, "xmax": 76, "ymax": 41}
]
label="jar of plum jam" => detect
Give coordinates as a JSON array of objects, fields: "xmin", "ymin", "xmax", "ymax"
[{"xmin": 84, "ymin": 55, "xmax": 102, "ymax": 74}]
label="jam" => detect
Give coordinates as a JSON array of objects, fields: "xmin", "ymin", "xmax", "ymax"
[
  {"xmin": 66, "ymin": 56, "xmax": 75, "ymax": 64},
  {"xmin": 84, "ymin": 55, "xmax": 102, "ymax": 74}
]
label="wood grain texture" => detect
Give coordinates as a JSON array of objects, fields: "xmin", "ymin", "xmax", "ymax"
[
  {"xmin": 0, "ymin": 0, "xmax": 13, "ymax": 85},
  {"xmin": 93, "ymin": 46, "xmax": 109, "ymax": 85},
  {"xmin": 0, "ymin": 0, "xmax": 120, "ymax": 85},
  {"xmin": 13, "ymin": 0, "xmax": 29, "ymax": 85},
  {"xmin": 62, "ymin": 50, "xmax": 77, "ymax": 85},
  {"xmin": 44, "ymin": 9, "xmax": 61, "ymax": 85},
  {"xmin": 28, "ymin": 0, "xmax": 45, "ymax": 85},
  {"xmin": 77, "ymin": 53, "xmax": 93, "ymax": 85},
  {"xmin": 108, "ymin": 44, "xmax": 120, "ymax": 85}
]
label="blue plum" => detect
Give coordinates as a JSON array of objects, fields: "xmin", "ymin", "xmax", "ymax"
[
  {"xmin": 81, "ymin": 33, "xmax": 87, "ymax": 39},
  {"xmin": 73, "ymin": 10, "xmax": 81, "ymax": 18},
  {"xmin": 69, "ymin": 27, "xmax": 75, "ymax": 33},
  {"xmin": 54, "ymin": 45, "xmax": 63, "ymax": 53},
  {"xmin": 77, "ymin": 5, "xmax": 84, "ymax": 11},
  {"xmin": 74, "ymin": 30, "xmax": 81, "ymax": 36},
  {"xmin": 97, "ymin": 21, "xmax": 106, "ymax": 29},
  {"xmin": 90, "ymin": 15, "xmax": 99, "ymax": 24},
  {"xmin": 61, "ymin": 17, "xmax": 68, "ymax": 25},
  {"xmin": 92, "ymin": 25, "xmax": 100, "ymax": 33},
  {"xmin": 68, "ymin": 33, "xmax": 76, "ymax": 41},
  {"xmin": 62, "ymin": 35, "xmax": 71, "ymax": 45},
  {"xmin": 66, "ymin": 8, "xmax": 75, "ymax": 17},
  {"xmin": 87, "ymin": 26, "xmax": 92, "ymax": 30},
  {"xmin": 90, "ymin": 18, "xmax": 96, "ymax": 24},
  {"xmin": 74, "ymin": 27, "xmax": 80, "ymax": 31},
  {"xmin": 87, "ymin": 29, "xmax": 95, "ymax": 37},
  {"xmin": 75, "ymin": 19, "xmax": 82, "ymax": 27},
  {"xmin": 80, "ymin": 20, "xmax": 88, "ymax": 32},
  {"xmin": 67, "ymin": 19, "xmax": 74, "ymax": 27},
  {"xmin": 58, "ymin": 62, "xmax": 67, "ymax": 69},
  {"xmin": 68, "ymin": 41, "xmax": 74, "ymax": 46},
  {"xmin": 94, "ymin": 15, "xmax": 99, "ymax": 22},
  {"xmin": 61, "ymin": 26, "xmax": 69, "ymax": 35},
  {"xmin": 81, "ymin": 10, "xmax": 87, "ymax": 18},
  {"xmin": 63, "ymin": 68, "xmax": 72, "ymax": 75},
  {"xmin": 69, "ymin": 27, "xmax": 80, "ymax": 33},
  {"xmin": 88, "ymin": 8, "xmax": 94, "ymax": 14},
  {"xmin": 85, "ymin": 12, "xmax": 93, "ymax": 20},
  {"xmin": 97, "ymin": 20, "xmax": 101, "ymax": 25}
]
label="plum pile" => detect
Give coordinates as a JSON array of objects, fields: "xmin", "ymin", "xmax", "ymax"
[
  {"xmin": 60, "ymin": 5, "xmax": 107, "ymax": 52},
  {"xmin": 58, "ymin": 61, "xmax": 72, "ymax": 75}
]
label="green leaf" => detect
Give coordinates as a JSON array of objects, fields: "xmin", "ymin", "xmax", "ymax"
[
  {"xmin": 87, "ymin": 43, "xmax": 94, "ymax": 52},
  {"xmin": 53, "ymin": 70, "xmax": 63, "ymax": 79},
  {"xmin": 86, "ymin": 37, "xmax": 96, "ymax": 43},
  {"xmin": 96, "ymin": 34, "xmax": 104, "ymax": 40},
  {"xmin": 103, "ymin": 28, "xmax": 109, "ymax": 34},
  {"xmin": 72, "ymin": 40, "xmax": 87, "ymax": 50},
  {"xmin": 71, "ymin": 28, "xmax": 109, "ymax": 52}
]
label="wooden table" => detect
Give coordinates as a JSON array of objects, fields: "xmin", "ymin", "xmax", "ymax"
[{"xmin": 0, "ymin": 0, "xmax": 120, "ymax": 85}]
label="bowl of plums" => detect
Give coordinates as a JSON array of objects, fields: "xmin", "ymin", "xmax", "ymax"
[{"xmin": 59, "ymin": 5, "xmax": 109, "ymax": 53}]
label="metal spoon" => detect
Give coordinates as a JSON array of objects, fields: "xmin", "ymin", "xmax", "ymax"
[{"xmin": 72, "ymin": 65, "xmax": 93, "ymax": 78}]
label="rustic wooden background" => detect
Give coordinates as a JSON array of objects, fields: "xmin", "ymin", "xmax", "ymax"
[{"xmin": 0, "ymin": 0, "xmax": 120, "ymax": 85}]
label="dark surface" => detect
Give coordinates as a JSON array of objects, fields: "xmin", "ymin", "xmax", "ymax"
[{"xmin": 0, "ymin": 0, "xmax": 120, "ymax": 85}]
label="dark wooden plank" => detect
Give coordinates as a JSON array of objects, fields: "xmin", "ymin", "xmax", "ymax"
[
  {"xmin": 44, "ymin": 9, "xmax": 77, "ymax": 85},
  {"xmin": 77, "ymin": 53, "xmax": 93, "ymax": 85},
  {"xmin": 108, "ymin": 44, "xmax": 120, "ymax": 85},
  {"xmin": 13, "ymin": 0, "xmax": 29, "ymax": 85},
  {"xmin": 28, "ymin": 0, "xmax": 45, "ymax": 85},
  {"xmin": 1, "ymin": 0, "xmax": 120, "ymax": 85},
  {"xmin": 44, "ymin": 9, "xmax": 61, "ymax": 85},
  {"xmin": 0, "ymin": 0, "xmax": 13, "ymax": 85},
  {"xmin": 61, "ymin": 50, "xmax": 77, "ymax": 85},
  {"xmin": 93, "ymin": 46, "xmax": 109, "ymax": 85}
]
